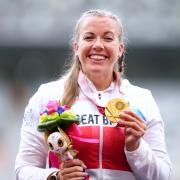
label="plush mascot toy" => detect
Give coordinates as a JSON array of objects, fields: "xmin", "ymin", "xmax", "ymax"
[
  {"xmin": 47, "ymin": 129, "xmax": 78, "ymax": 161},
  {"xmin": 37, "ymin": 100, "xmax": 79, "ymax": 162}
]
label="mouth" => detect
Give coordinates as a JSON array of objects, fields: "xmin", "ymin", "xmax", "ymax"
[
  {"xmin": 89, "ymin": 54, "xmax": 108, "ymax": 61},
  {"xmin": 55, "ymin": 148, "xmax": 61, "ymax": 153}
]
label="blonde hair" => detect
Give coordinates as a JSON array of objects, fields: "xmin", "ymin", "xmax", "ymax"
[{"xmin": 61, "ymin": 9, "xmax": 125, "ymax": 107}]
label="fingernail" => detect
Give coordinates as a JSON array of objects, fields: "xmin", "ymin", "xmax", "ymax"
[
  {"xmin": 116, "ymin": 120, "xmax": 125, "ymax": 127},
  {"xmin": 82, "ymin": 164, "xmax": 87, "ymax": 169},
  {"xmin": 119, "ymin": 113, "xmax": 124, "ymax": 117}
]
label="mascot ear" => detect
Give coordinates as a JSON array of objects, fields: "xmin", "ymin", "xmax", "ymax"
[{"xmin": 57, "ymin": 127, "xmax": 71, "ymax": 145}]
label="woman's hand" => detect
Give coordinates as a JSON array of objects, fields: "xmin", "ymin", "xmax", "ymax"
[
  {"xmin": 117, "ymin": 110, "xmax": 147, "ymax": 151},
  {"xmin": 58, "ymin": 159, "xmax": 88, "ymax": 180}
]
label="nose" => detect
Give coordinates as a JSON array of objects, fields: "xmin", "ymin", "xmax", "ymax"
[{"xmin": 92, "ymin": 38, "xmax": 104, "ymax": 51}]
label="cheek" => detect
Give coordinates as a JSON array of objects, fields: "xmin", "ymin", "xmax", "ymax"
[
  {"xmin": 109, "ymin": 47, "xmax": 119, "ymax": 60},
  {"xmin": 78, "ymin": 45, "xmax": 90, "ymax": 59}
]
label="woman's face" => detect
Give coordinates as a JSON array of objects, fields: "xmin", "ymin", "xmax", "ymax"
[{"xmin": 73, "ymin": 16, "xmax": 124, "ymax": 78}]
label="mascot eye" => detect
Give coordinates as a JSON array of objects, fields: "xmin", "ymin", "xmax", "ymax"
[
  {"xmin": 48, "ymin": 142, "xmax": 53, "ymax": 150},
  {"xmin": 58, "ymin": 138, "xmax": 63, "ymax": 147}
]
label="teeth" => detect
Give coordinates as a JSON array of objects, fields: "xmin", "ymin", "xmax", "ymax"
[{"xmin": 90, "ymin": 55, "xmax": 106, "ymax": 60}]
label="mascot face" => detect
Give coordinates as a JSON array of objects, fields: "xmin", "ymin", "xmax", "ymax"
[{"xmin": 47, "ymin": 132, "xmax": 68, "ymax": 154}]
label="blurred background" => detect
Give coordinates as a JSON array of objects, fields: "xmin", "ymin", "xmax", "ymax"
[{"xmin": 0, "ymin": 0, "xmax": 179, "ymax": 179}]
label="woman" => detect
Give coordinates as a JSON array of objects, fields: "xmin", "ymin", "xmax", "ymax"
[{"xmin": 15, "ymin": 9, "xmax": 171, "ymax": 180}]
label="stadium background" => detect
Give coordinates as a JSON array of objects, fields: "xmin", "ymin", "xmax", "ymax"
[{"xmin": 0, "ymin": 1, "xmax": 179, "ymax": 179}]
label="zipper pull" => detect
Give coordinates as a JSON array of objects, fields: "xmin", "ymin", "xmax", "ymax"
[{"xmin": 98, "ymin": 93, "xmax": 101, "ymax": 100}]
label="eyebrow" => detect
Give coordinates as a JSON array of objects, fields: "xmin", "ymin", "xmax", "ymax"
[
  {"xmin": 104, "ymin": 32, "xmax": 115, "ymax": 36},
  {"xmin": 83, "ymin": 31, "xmax": 115, "ymax": 36}
]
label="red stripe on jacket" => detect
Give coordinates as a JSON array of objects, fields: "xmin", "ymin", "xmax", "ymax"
[{"xmin": 49, "ymin": 126, "xmax": 131, "ymax": 172}]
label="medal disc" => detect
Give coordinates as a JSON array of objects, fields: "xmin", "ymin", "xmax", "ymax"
[{"xmin": 105, "ymin": 98, "xmax": 129, "ymax": 123}]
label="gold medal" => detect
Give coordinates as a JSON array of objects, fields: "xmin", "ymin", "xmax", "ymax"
[{"xmin": 105, "ymin": 98, "xmax": 129, "ymax": 123}]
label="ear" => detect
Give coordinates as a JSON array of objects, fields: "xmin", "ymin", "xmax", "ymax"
[
  {"xmin": 57, "ymin": 127, "xmax": 71, "ymax": 145},
  {"xmin": 118, "ymin": 43, "xmax": 124, "ymax": 57},
  {"xmin": 73, "ymin": 42, "xmax": 79, "ymax": 55}
]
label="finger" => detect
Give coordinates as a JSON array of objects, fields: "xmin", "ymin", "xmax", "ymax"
[
  {"xmin": 118, "ymin": 116, "xmax": 145, "ymax": 132},
  {"xmin": 116, "ymin": 122, "xmax": 125, "ymax": 128},
  {"xmin": 119, "ymin": 113, "xmax": 146, "ymax": 130},
  {"xmin": 123, "ymin": 110, "xmax": 145, "ymax": 123},
  {"xmin": 61, "ymin": 159, "xmax": 87, "ymax": 169},
  {"xmin": 60, "ymin": 170, "xmax": 88, "ymax": 179},
  {"xmin": 71, "ymin": 177, "xmax": 88, "ymax": 180},
  {"xmin": 119, "ymin": 119, "xmax": 146, "ymax": 134},
  {"xmin": 125, "ymin": 127, "xmax": 145, "ymax": 137},
  {"xmin": 120, "ymin": 110, "xmax": 143, "ymax": 124},
  {"xmin": 61, "ymin": 166, "xmax": 84, "ymax": 175}
]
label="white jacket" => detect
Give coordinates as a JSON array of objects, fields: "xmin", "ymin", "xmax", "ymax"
[{"xmin": 15, "ymin": 73, "xmax": 171, "ymax": 180}]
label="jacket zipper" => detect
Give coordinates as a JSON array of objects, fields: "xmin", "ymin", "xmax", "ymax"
[{"xmin": 98, "ymin": 92, "xmax": 103, "ymax": 179}]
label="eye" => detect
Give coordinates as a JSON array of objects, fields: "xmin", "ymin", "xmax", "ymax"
[
  {"xmin": 58, "ymin": 138, "xmax": 64, "ymax": 147},
  {"xmin": 103, "ymin": 37, "xmax": 113, "ymax": 42},
  {"xmin": 48, "ymin": 142, "xmax": 54, "ymax": 150},
  {"xmin": 83, "ymin": 36, "xmax": 94, "ymax": 41}
]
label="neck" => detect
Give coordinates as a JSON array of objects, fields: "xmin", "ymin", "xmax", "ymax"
[{"xmin": 87, "ymin": 72, "xmax": 113, "ymax": 91}]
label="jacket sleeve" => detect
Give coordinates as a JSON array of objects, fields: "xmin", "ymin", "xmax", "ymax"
[
  {"xmin": 15, "ymin": 85, "xmax": 59, "ymax": 180},
  {"xmin": 125, "ymin": 91, "xmax": 172, "ymax": 180}
]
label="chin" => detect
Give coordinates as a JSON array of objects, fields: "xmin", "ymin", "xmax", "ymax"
[{"xmin": 90, "ymin": 68, "xmax": 105, "ymax": 73}]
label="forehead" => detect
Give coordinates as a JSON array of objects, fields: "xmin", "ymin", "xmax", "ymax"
[{"xmin": 78, "ymin": 16, "xmax": 120, "ymax": 35}]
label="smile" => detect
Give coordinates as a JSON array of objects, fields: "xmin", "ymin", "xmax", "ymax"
[{"xmin": 89, "ymin": 54, "xmax": 107, "ymax": 60}]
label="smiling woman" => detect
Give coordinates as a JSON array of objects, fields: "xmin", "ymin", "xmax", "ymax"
[
  {"xmin": 15, "ymin": 9, "xmax": 171, "ymax": 180},
  {"xmin": 73, "ymin": 15, "xmax": 124, "ymax": 90}
]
